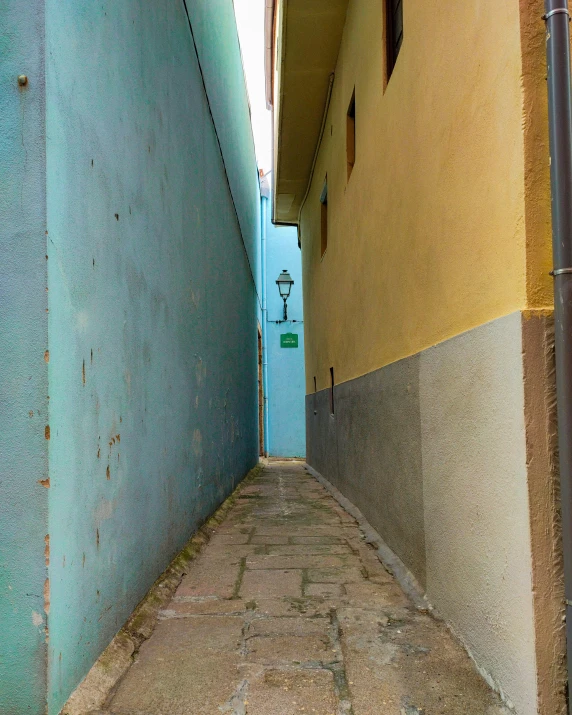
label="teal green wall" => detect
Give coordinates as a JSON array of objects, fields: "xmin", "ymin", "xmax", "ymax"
[
  {"xmin": 2, "ymin": 1, "xmax": 261, "ymax": 713},
  {"xmin": 186, "ymin": 0, "xmax": 262, "ymax": 300},
  {"xmin": 0, "ymin": 2, "xmax": 49, "ymax": 713}
]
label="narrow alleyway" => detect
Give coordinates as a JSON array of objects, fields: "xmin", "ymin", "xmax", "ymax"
[{"xmin": 97, "ymin": 461, "xmax": 510, "ymax": 715}]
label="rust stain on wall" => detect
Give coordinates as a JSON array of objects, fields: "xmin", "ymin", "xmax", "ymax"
[
  {"xmin": 82, "ymin": 360, "xmax": 86, "ymax": 386},
  {"xmin": 45, "ymin": 425, "xmax": 50, "ymax": 440},
  {"xmin": 44, "ymin": 350, "xmax": 49, "ymax": 363},
  {"xmin": 106, "ymin": 465, "xmax": 110, "ymax": 480},
  {"xmin": 44, "ymin": 578, "xmax": 50, "ymax": 615},
  {"xmin": 38, "ymin": 477, "xmax": 50, "ymax": 488}
]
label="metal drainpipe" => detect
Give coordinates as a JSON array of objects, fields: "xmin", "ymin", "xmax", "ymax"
[
  {"xmin": 261, "ymin": 195, "xmax": 270, "ymax": 456},
  {"xmin": 544, "ymin": 1, "xmax": 572, "ymax": 706}
]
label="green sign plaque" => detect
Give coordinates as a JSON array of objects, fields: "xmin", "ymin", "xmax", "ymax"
[{"xmin": 280, "ymin": 333, "xmax": 299, "ymax": 348}]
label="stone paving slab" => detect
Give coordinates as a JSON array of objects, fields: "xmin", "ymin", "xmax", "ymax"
[
  {"xmin": 306, "ymin": 566, "xmax": 366, "ymax": 584},
  {"xmin": 306, "ymin": 583, "xmax": 346, "ymax": 598},
  {"xmin": 206, "ymin": 544, "xmax": 262, "ymax": 558},
  {"xmin": 176, "ymin": 559, "xmax": 240, "ymax": 599},
  {"xmin": 253, "ymin": 526, "xmax": 345, "ymax": 537},
  {"xmin": 251, "ymin": 597, "xmax": 335, "ymax": 619},
  {"xmin": 267, "ymin": 544, "xmax": 352, "ymax": 556},
  {"xmin": 250, "ymin": 535, "xmax": 290, "ymax": 545},
  {"xmin": 108, "ymin": 617, "xmax": 243, "ymax": 715},
  {"xmin": 248, "ymin": 616, "xmax": 330, "ymax": 638},
  {"xmin": 291, "ymin": 535, "xmax": 345, "ymax": 545},
  {"xmin": 210, "ymin": 532, "xmax": 252, "ymax": 545},
  {"xmin": 241, "ymin": 569, "xmax": 303, "ymax": 599},
  {"xmin": 162, "ymin": 599, "xmax": 248, "ymax": 616},
  {"xmin": 246, "ymin": 634, "xmax": 334, "ymax": 666},
  {"xmin": 244, "ymin": 668, "xmax": 338, "ymax": 715},
  {"xmin": 246, "ymin": 554, "xmax": 350, "ymax": 570},
  {"xmin": 101, "ymin": 461, "xmax": 512, "ymax": 715}
]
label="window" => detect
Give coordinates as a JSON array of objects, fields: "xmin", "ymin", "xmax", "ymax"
[
  {"xmin": 347, "ymin": 90, "xmax": 356, "ymax": 181},
  {"xmin": 329, "ymin": 367, "xmax": 335, "ymax": 415},
  {"xmin": 386, "ymin": 0, "xmax": 403, "ymax": 80},
  {"xmin": 314, "ymin": 376, "xmax": 317, "ymax": 393},
  {"xmin": 320, "ymin": 178, "xmax": 328, "ymax": 257}
]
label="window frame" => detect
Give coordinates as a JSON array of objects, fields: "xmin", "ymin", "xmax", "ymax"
[
  {"xmin": 347, "ymin": 90, "xmax": 356, "ymax": 181},
  {"xmin": 320, "ymin": 178, "xmax": 328, "ymax": 258},
  {"xmin": 386, "ymin": 0, "xmax": 403, "ymax": 81},
  {"xmin": 329, "ymin": 367, "xmax": 335, "ymax": 415}
]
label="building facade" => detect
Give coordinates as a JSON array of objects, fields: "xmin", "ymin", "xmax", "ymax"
[
  {"xmin": 261, "ymin": 179, "xmax": 306, "ymax": 458},
  {"xmin": 270, "ymin": 1, "xmax": 565, "ymax": 713},
  {"xmin": 1, "ymin": 1, "xmax": 261, "ymax": 713}
]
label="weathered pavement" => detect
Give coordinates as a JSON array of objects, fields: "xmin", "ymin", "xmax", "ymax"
[{"xmin": 100, "ymin": 460, "xmax": 511, "ymax": 715}]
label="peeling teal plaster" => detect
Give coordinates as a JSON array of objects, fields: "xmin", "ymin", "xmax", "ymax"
[
  {"xmin": 1, "ymin": 2, "xmax": 260, "ymax": 710},
  {"xmin": 41, "ymin": 1, "xmax": 259, "ymax": 712}
]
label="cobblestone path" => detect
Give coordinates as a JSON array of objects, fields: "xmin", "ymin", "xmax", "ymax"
[{"xmin": 102, "ymin": 461, "xmax": 511, "ymax": 714}]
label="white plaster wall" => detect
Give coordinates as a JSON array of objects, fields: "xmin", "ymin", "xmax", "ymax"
[{"xmin": 420, "ymin": 312, "xmax": 536, "ymax": 714}]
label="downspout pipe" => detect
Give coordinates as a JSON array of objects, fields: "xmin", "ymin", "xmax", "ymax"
[
  {"xmin": 261, "ymin": 193, "xmax": 270, "ymax": 456},
  {"xmin": 544, "ymin": 0, "xmax": 572, "ymax": 706}
]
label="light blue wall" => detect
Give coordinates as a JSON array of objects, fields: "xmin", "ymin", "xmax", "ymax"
[
  {"xmin": 263, "ymin": 197, "xmax": 306, "ymax": 458},
  {"xmin": 0, "ymin": 2, "xmax": 50, "ymax": 713},
  {"xmin": 42, "ymin": 1, "xmax": 259, "ymax": 712}
]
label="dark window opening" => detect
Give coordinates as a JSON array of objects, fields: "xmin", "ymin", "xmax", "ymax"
[
  {"xmin": 346, "ymin": 89, "xmax": 356, "ymax": 181},
  {"xmin": 347, "ymin": 90, "xmax": 356, "ymax": 181},
  {"xmin": 320, "ymin": 179, "xmax": 328, "ymax": 257},
  {"xmin": 386, "ymin": 0, "xmax": 403, "ymax": 81},
  {"xmin": 330, "ymin": 367, "xmax": 335, "ymax": 415},
  {"xmin": 314, "ymin": 376, "xmax": 317, "ymax": 393}
]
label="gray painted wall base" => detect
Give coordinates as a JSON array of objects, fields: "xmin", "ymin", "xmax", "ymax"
[
  {"xmin": 305, "ymin": 464, "xmax": 428, "ymax": 611},
  {"xmin": 305, "ymin": 463, "xmax": 519, "ymax": 712},
  {"xmin": 305, "ymin": 311, "xmax": 561, "ymax": 714}
]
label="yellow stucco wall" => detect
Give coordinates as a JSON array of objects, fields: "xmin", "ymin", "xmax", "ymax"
[{"xmin": 300, "ymin": 0, "xmax": 552, "ymax": 392}]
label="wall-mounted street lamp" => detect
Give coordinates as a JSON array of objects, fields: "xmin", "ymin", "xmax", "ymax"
[{"xmin": 276, "ymin": 269, "xmax": 294, "ymax": 321}]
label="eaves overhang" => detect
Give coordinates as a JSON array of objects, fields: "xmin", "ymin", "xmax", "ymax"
[{"xmin": 272, "ymin": 0, "xmax": 349, "ymax": 225}]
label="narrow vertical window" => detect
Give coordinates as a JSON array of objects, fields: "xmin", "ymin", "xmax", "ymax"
[
  {"xmin": 320, "ymin": 179, "xmax": 328, "ymax": 257},
  {"xmin": 329, "ymin": 367, "xmax": 335, "ymax": 415},
  {"xmin": 386, "ymin": 0, "xmax": 403, "ymax": 80},
  {"xmin": 347, "ymin": 90, "xmax": 356, "ymax": 181},
  {"xmin": 314, "ymin": 376, "xmax": 317, "ymax": 393}
]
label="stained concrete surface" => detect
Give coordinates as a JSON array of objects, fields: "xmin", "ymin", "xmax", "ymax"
[
  {"xmin": 45, "ymin": 1, "xmax": 259, "ymax": 710},
  {"xmin": 306, "ymin": 312, "xmax": 561, "ymax": 714},
  {"xmin": 96, "ymin": 461, "xmax": 511, "ymax": 715},
  {"xmin": 306, "ymin": 356, "xmax": 425, "ymax": 587}
]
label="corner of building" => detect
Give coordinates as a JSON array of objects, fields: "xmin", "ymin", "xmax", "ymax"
[{"xmin": 0, "ymin": 1, "xmax": 50, "ymax": 713}]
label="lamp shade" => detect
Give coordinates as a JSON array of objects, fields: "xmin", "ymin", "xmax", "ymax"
[{"xmin": 276, "ymin": 269, "xmax": 294, "ymax": 298}]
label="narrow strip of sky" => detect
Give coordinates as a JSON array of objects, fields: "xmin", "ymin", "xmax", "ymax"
[{"xmin": 234, "ymin": 0, "xmax": 272, "ymax": 174}]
